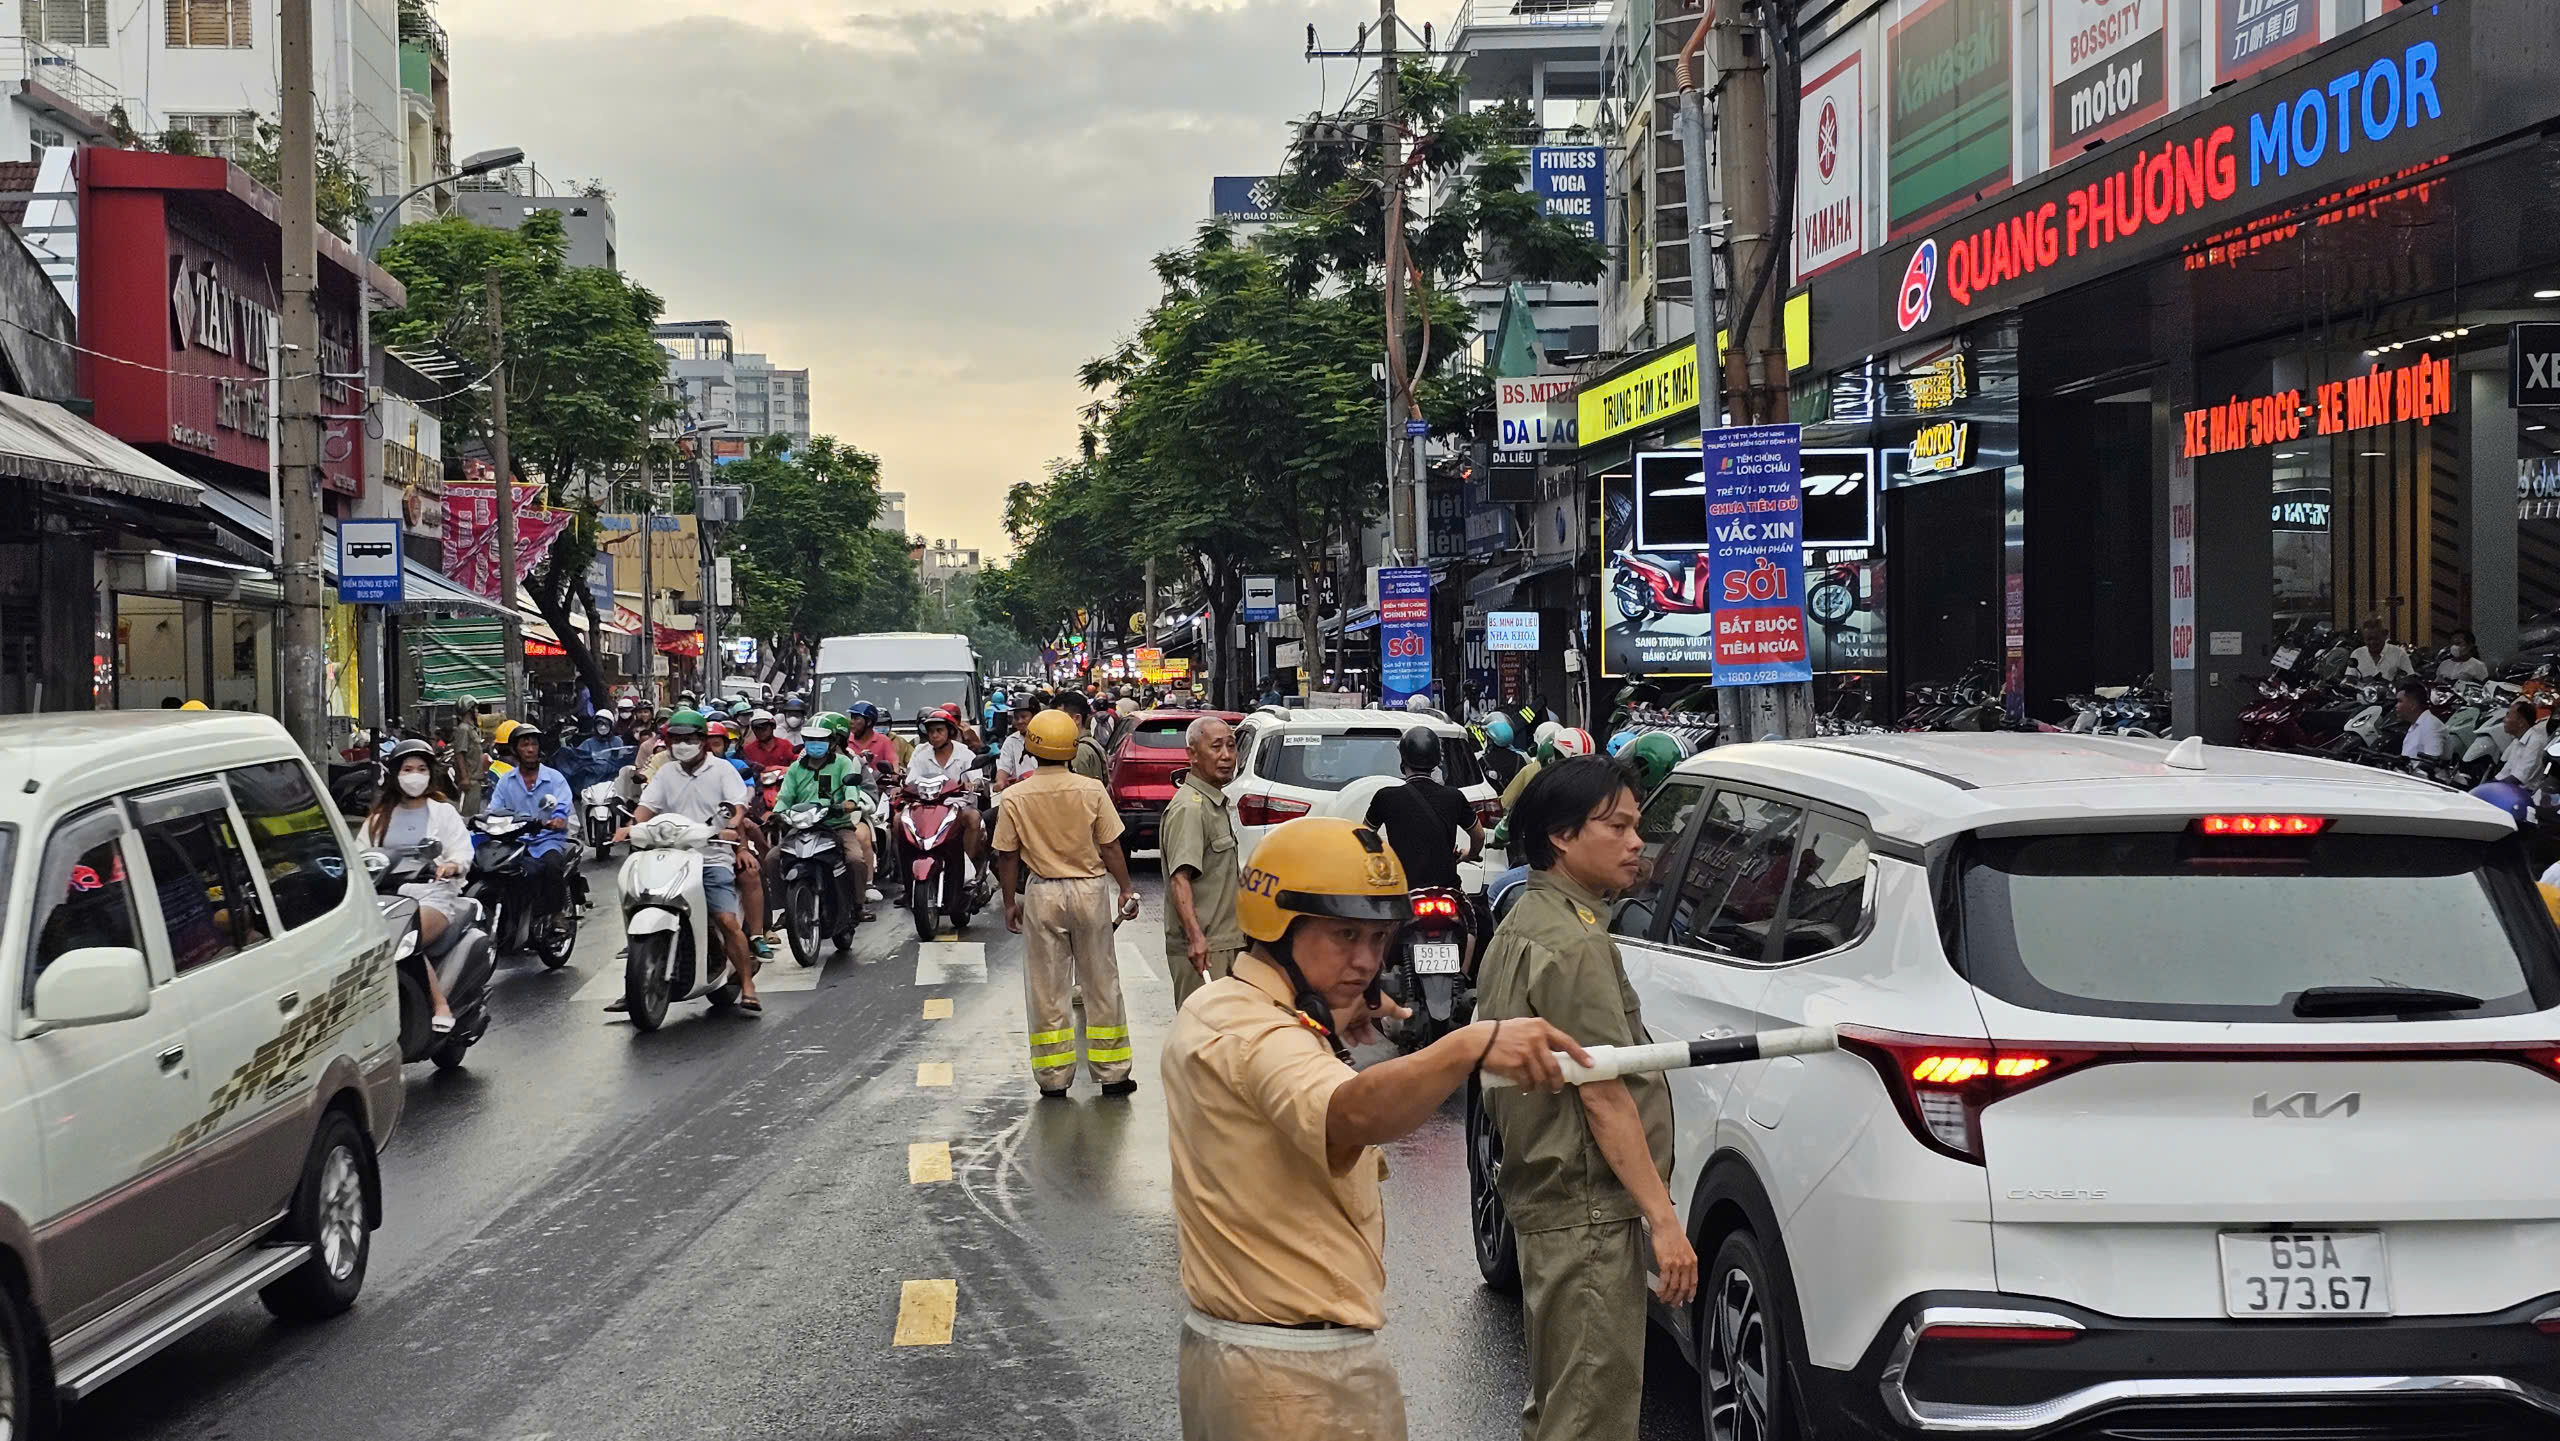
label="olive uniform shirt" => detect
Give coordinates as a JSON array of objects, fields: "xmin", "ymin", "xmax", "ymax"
[
  {"xmin": 1071, "ymin": 732, "xmax": 1109, "ymax": 783},
  {"xmin": 1163, "ymin": 954, "xmax": 1389, "ymax": 1330},
  {"xmin": 1159, "ymin": 773, "xmax": 1245, "ymax": 955},
  {"xmin": 990, "ymin": 764, "xmax": 1122, "ymax": 880},
  {"xmin": 1473, "ymin": 870, "xmax": 1674, "ymax": 1234}
]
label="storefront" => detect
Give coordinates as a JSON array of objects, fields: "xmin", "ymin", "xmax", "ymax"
[{"xmin": 1792, "ymin": 0, "xmax": 2560, "ymax": 738}]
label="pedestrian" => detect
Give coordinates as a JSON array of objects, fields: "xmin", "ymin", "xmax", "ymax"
[
  {"xmin": 448, "ymin": 698, "xmax": 489, "ymax": 817},
  {"xmin": 1474, "ymin": 756, "xmax": 1694, "ymax": 1441},
  {"xmin": 1158, "ymin": 715, "xmax": 1242, "ymax": 1007},
  {"xmin": 993, "ymin": 709, "xmax": 1143, "ymax": 1096},
  {"xmin": 2436, "ymin": 628, "xmax": 2490, "ymax": 683},
  {"xmin": 1052, "ymin": 690, "xmax": 1111, "ymax": 782},
  {"xmin": 1163, "ymin": 815, "xmax": 1587, "ymax": 1441}
]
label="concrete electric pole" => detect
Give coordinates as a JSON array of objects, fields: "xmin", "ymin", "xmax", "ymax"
[
  {"xmin": 486, "ymin": 272, "xmax": 524, "ymax": 719},
  {"xmin": 1377, "ymin": 0, "xmax": 1415, "ymax": 565},
  {"xmin": 277, "ymin": 0, "xmax": 328, "ymax": 758}
]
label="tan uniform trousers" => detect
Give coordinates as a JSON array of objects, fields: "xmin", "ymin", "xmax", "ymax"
[
  {"xmin": 1178, "ymin": 1310, "xmax": 1407, "ymax": 1441},
  {"xmin": 1516, "ymin": 1218, "xmax": 1649, "ymax": 1441},
  {"xmin": 1168, "ymin": 945, "xmax": 1241, "ymax": 1009},
  {"xmin": 1021, "ymin": 874, "xmax": 1130, "ymax": 1089}
]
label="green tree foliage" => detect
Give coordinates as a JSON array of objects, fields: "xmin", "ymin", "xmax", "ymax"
[
  {"xmin": 984, "ymin": 460, "xmax": 1149, "ymax": 664},
  {"xmin": 726, "ymin": 436, "xmax": 923, "ymax": 670},
  {"xmin": 919, "ymin": 570, "xmax": 1037, "ymax": 674},
  {"xmin": 374, "ymin": 210, "xmax": 674, "ymax": 706}
]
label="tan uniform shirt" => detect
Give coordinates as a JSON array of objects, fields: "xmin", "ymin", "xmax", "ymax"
[
  {"xmin": 1159, "ymin": 773, "xmax": 1244, "ymax": 954},
  {"xmin": 1474, "ymin": 870, "xmax": 1675, "ymax": 1234},
  {"xmin": 990, "ymin": 764, "xmax": 1123, "ymax": 880},
  {"xmin": 1164, "ymin": 955, "xmax": 1389, "ymax": 1330}
]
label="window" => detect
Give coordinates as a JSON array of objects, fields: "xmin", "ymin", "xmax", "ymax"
[
  {"xmin": 163, "ymin": 111, "xmax": 258, "ymax": 159},
  {"xmin": 165, "ymin": 0, "xmax": 250, "ymax": 48},
  {"xmin": 1256, "ymin": 731, "xmax": 1485, "ymax": 791},
  {"xmin": 25, "ymin": 0, "xmax": 109, "ymax": 46},
  {"xmin": 26, "ymin": 812, "xmax": 132, "ymax": 1005},
  {"xmin": 226, "ymin": 761, "xmax": 349, "ymax": 931},
  {"xmin": 130, "ymin": 781, "xmax": 267, "ymax": 974},
  {"xmin": 1610, "ymin": 777, "xmax": 1704, "ymax": 940},
  {"xmin": 1674, "ymin": 791, "xmax": 1804, "ymax": 961},
  {"xmin": 1774, "ymin": 821, "xmax": 1871, "ymax": 960},
  {"xmin": 1127, "ymin": 719, "xmax": 1192, "ymax": 750}
]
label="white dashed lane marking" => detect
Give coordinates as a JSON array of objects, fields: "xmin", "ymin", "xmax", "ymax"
[{"xmin": 913, "ymin": 941, "xmax": 987, "ymax": 987}]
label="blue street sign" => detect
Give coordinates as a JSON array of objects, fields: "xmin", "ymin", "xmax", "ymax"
[
  {"xmin": 337, "ymin": 518, "xmax": 403, "ymax": 605},
  {"xmin": 1404, "ymin": 419, "xmax": 1430, "ymax": 437},
  {"xmin": 1703, "ymin": 425, "xmax": 1811, "ymax": 687}
]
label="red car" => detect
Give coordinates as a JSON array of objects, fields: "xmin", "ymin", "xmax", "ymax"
[{"xmin": 1107, "ymin": 708, "xmax": 1245, "ymax": 851}]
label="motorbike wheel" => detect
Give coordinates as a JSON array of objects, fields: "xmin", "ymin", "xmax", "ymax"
[
  {"xmin": 537, "ymin": 891, "xmax": 579, "ymax": 969},
  {"xmin": 395, "ymin": 967, "xmax": 433, "ymax": 1064},
  {"xmin": 624, "ymin": 932, "xmax": 673, "ymax": 1033},
  {"xmin": 788, "ymin": 883, "xmax": 824, "ymax": 968},
  {"xmin": 912, "ymin": 879, "xmax": 938, "ymax": 941}
]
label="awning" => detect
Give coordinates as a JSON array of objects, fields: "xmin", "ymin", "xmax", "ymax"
[
  {"xmin": 195, "ymin": 483, "xmax": 509, "ymax": 617},
  {"xmin": 0, "ymin": 393, "xmax": 203, "ymax": 507},
  {"xmin": 408, "ymin": 618, "xmax": 504, "ymax": 705}
]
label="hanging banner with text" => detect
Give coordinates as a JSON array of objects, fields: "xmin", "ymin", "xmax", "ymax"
[
  {"xmin": 1377, "ymin": 566, "xmax": 1433, "ymax": 705},
  {"xmin": 1705, "ymin": 425, "xmax": 1812, "ymax": 687},
  {"xmin": 1530, "ymin": 146, "xmax": 1605, "ymax": 243}
]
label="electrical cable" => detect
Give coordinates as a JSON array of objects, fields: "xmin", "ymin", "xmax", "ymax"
[{"xmin": 0, "ymin": 313, "xmax": 335, "ymax": 384}]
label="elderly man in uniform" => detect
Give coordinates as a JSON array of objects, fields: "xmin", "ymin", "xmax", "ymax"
[
  {"xmin": 995, "ymin": 708, "xmax": 1144, "ymax": 1096},
  {"xmin": 1475, "ymin": 755, "xmax": 1694, "ymax": 1441},
  {"xmin": 1158, "ymin": 714, "xmax": 1243, "ymax": 1007},
  {"xmin": 1164, "ymin": 815, "xmax": 1589, "ymax": 1440}
]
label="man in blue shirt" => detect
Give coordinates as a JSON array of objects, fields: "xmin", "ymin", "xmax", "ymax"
[{"xmin": 485, "ymin": 722, "xmax": 577, "ymax": 930}]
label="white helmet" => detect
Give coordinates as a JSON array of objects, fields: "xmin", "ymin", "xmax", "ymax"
[
  {"xmin": 1551, "ymin": 727, "xmax": 1596, "ymax": 757},
  {"xmin": 1404, "ymin": 692, "xmax": 1435, "ymax": 712},
  {"xmin": 1533, "ymin": 720, "xmax": 1561, "ymax": 750}
]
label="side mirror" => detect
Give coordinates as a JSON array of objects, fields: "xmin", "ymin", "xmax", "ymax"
[{"xmin": 31, "ymin": 946, "xmax": 152, "ymax": 1027}]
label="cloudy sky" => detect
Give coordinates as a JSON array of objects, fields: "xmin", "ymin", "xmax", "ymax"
[{"xmin": 436, "ymin": 0, "xmax": 1454, "ymax": 557}]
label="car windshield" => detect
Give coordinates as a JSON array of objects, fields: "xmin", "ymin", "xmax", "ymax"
[
  {"xmin": 1956, "ymin": 830, "xmax": 2560, "ymax": 1022},
  {"xmin": 817, "ymin": 671, "xmax": 971, "ymax": 721},
  {"xmin": 1258, "ymin": 730, "xmax": 1484, "ymax": 791}
]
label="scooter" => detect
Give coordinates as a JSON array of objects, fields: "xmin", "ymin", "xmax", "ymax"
[
  {"xmin": 897, "ymin": 770, "xmax": 994, "ymax": 942},
  {"xmin": 618, "ymin": 810, "xmax": 745, "ymax": 1033},
  {"xmin": 772, "ymin": 797, "xmax": 867, "ymax": 966},
  {"xmin": 1380, "ymin": 887, "xmax": 1472, "ymax": 1053},
  {"xmin": 1609, "ymin": 548, "xmax": 1710, "ymax": 625},
  {"xmin": 465, "ymin": 813, "xmax": 579, "ymax": 968},
  {"xmin": 580, "ymin": 765, "xmax": 637, "ymax": 860},
  {"xmin": 364, "ymin": 842, "xmax": 497, "ymax": 1070}
]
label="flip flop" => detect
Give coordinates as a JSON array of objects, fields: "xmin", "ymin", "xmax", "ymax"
[
  {"xmin": 431, "ymin": 1013, "xmax": 457, "ymax": 1034},
  {"xmin": 738, "ymin": 997, "xmax": 763, "ymax": 1015}
]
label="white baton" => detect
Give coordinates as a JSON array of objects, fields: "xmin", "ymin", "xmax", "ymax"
[{"xmin": 1479, "ymin": 1025, "xmax": 1838, "ymax": 1090}]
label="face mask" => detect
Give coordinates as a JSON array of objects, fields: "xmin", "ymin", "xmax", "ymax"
[
  {"xmin": 397, "ymin": 771, "xmax": 431, "ymax": 798},
  {"xmin": 671, "ymin": 741, "xmax": 704, "ymax": 764},
  {"xmin": 803, "ymin": 741, "xmax": 831, "ymax": 761},
  {"xmin": 783, "ymin": 716, "xmax": 805, "ymax": 732}
]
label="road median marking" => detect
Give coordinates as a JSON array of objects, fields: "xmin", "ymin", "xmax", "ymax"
[
  {"xmin": 922, "ymin": 997, "xmax": 953, "ymax": 1020},
  {"xmin": 909, "ymin": 1141, "xmax": 952, "ymax": 1183},
  {"xmin": 915, "ymin": 940, "xmax": 988, "ymax": 986},
  {"xmin": 916, "ymin": 1061, "xmax": 953, "ymax": 1087},
  {"xmin": 892, "ymin": 1279, "xmax": 957, "ymax": 1346}
]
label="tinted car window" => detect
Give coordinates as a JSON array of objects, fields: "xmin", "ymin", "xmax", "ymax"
[
  {"xmin": 1960, "ymin": 831, "xmax": 2560, "ymax": 1022},
  {"xmin": 25, "ymin": 808, "xmax": 135, "ymax": 1005},
  {"xmin": 130, "ymin": 782, "xmax": 268, "ymax": 974},
  {"xmin": 1611, "ymin": 778, "xmax": 1706, "ymax": 941},
  {"xmin": 1775, "ymin": 820, "xmax": 1871, "ymax": 960},
  {"xmin": 1258, "ymin": 730, "xmax": 1484, "ymax": 792},
  {"xmin": 1676, "ymin": 791, "xmax": 1804, "ymax": 960},
  {"xmin": 1128, "ymin": 721, "xmax": 1191, "ymax": 750},
  {"xmin": 227, "ymin": 761, "xmax": 351, "ymax": 931}
]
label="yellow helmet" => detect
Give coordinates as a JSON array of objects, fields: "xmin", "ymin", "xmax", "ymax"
[
  {"xmin": 178, "ymin": 699, "xmax": 208, "ymax": 711},
  {"xmin": 1236, "ymin": 817, "xmax": 1411, "ymax": 945},
  {"xmin": 1024, "ymin": 709, "xmax": 1079, "ymax": 761},
  {"xmin": 2541, "ymin": 883, "xmax": 2560, "ymax": 929},
  {"xmin": 493, "ymin": 719, "xmax": 521, "ymax": 746}
]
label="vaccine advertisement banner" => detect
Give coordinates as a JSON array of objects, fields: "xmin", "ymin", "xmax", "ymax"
[
  {"xmin": 1704, "ymin": 425, "xmax": 1813, "ymax": 687},
  {"xmin": 1377, "ymin": 566, "xmax": 1433, "ymax": 703}
]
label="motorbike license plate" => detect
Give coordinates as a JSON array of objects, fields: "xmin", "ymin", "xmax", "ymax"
[
  {"xmin": 1411, "ymin": 942, "xmax": 1462, "ymax": 975},
  {"xmin": 2217, "ymin": 1231, "xmax": 2390, "ymax": 1317},
  {"xmin": 2270, "ymin": 645, "xmax": 2301, "ymax": 671}
]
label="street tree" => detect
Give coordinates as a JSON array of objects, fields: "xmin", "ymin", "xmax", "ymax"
[{"xmin": 725, "ymin": 435, "xmax": 923, "ymax": 682}]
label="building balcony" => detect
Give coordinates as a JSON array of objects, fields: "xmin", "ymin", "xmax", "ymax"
[{"xmin": 0, "ymin": 39, "xmax": 126, "ymax": 140}]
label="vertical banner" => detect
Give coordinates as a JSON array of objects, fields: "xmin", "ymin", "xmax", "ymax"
[
  {"xmin": 1530, "ymin": 146, "xmax": 1606, "ymax": 243},
  {"xmin": 1795, "ymin": 44, "xmax": 1866, "ymax": 283},
  {"xmin": 1887, "ymin": 0, "xmax": 2012, "ymax": 240},
  {"xmin": 2207, "ymin": 0, "xmax": 2320, "ymax": 88},
  {"xmin": 2168, "ymin": 454, "xmax": 2196, "ymax": 671},
  {"xmin": 1704, "ymin": 425, "xmax": 1813, "ymax": 687},
  {"xmin": 2002, "ymin": 465, "xmax": 2026, "ymax": 720},
  {"xmin": 2047, "ymin": 0, "xmax": 2168, "ymax": 165},
  {"xmin": 1377, "ymin": 566, "xmax": 1433, "ymax": 704}
]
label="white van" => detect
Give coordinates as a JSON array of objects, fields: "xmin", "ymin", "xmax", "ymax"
[{"xmin": 814, "ymin": 633, "xmax": 980, "ymax": 735}]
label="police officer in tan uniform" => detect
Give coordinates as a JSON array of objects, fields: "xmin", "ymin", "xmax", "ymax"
[
  {"xmin": 1158, "ymin": 715, "xmax": 1242, "ymax": 1006},
  {"xmin": 1474, "ymin": 755, "xmax": 1696, "ymax": 1441},
  {"xmin": 1162, "ymin": 816, "xmax": 1592, "ymax": 1441},
  {"xmin": 995, "ymin": 709, "xmax": 1143, "ymax": 1096}
]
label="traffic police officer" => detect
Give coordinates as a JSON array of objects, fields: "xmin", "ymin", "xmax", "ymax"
[
  {"xmin": 1158, "ymin": 714, "xmax": 1242, "ymax": 1007},
  {"xmin": 1163, "ymin": 816, "xmax": 1590, "ymax": 1441},
  {"xmin": 1474, "ymin": 755, "xmax": 1694, "ymax": 1441},
  {"xmin": 994, "ymin": 708, "xmax": 1143, "ymax": 1095}
]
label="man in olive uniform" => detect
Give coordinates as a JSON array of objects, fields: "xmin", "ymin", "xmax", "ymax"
[
  {"xmin": 1158, "ymin": 715, "xmax": 1242, "ymax": 1006},
  {"xmin": 1054, "ymin": 690, "xmax": 1111, "ymax": 781},
  {"xmin": 1474, "ymin": 755, "xmax": 1696, "ymax": 1441}
]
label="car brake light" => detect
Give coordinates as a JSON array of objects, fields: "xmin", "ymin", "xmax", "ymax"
[
  {"xmin": 1838, "ymin": 1027, "xmax": 2101, "ymax": 1165},
  {"xmin": 1238, "ymin": 793, "xmax": 1311, "ymax": 827},
  {"xmin": 1411, "ymin": 892, "xmax": 1460, "ymax": 922},
  {"xmin": 2197, "ymin": 814, "xmax": 2328, "ymax": 836}
]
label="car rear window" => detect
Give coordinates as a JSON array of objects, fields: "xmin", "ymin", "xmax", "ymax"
[
  {"xmin": 1956, "ymin": 831, "xmax": 2560, "ymax": 1022},
  {"xmin": 1258, "ymin": 730, "xmax": 1484, "ymax": 791},
  {"xmin": 1128, "ymin": 721, "xmax": 1190, "ymax": 750}
]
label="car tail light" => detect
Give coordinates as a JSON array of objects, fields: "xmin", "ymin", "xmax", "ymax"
[
  {"xmin": 1238, "ymin": 792, "xmax": 1311, "ymax": 827},
  {"xmin": 1838, "ymin": 1027, "xmax": 2102, "ymax": 1165},
  {"xmin": 1919, "ymin": 1322, "xmax": 2080, "ymax": 1345},
  {"xmin": 1473, "ymin": 796, "xmax": 1504, "ymax": 827},
  {"xmin": 2197, "ymin": 814, "xmax": 2328, "ymax": 836},
  {"xmin": 1411, "ymin": 892, "xmax": 1460, "ymax": 922}
]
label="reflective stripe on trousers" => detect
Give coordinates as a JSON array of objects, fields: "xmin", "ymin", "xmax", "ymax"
[{"xmin": 1019, "ymin": 875, "xmax": 1130, "ymax": 1087}]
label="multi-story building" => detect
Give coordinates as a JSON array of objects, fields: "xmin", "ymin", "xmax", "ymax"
[
  {"xmin": 733, "ymin": 353, "xmax": 811, "ymax": 450},
  {"xmin": 875, "ymin": 491, "xmax": 908, "ymax": 535},
  {"xmin": 454, "ymin": 158, "xmax": 618, "ymax": 270},
  {"xmin": 656, "ymin": 319, "xmax": 739, "ymax": 461},
  {"xmin": 917, "ymin": 540, "xmax": 980, "ymax": 586},
  {"xmin": 393, "ymin": 3, "xmax": 452, "ymax": 225}
]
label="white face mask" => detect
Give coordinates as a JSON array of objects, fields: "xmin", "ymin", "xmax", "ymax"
[
  {"xmin": 671, "ymin": 741, "xmax": 705, "ymax": 764},
  {"xmin": 397, "ymin": 771, "xmax": 431, "ymax": 798}
]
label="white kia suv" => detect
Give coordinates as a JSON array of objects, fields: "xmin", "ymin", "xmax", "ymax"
[
  {"xmin": 1467, "ymin": 733, "xmax": 2560, "ymax": 1439},
  {"xmin": 1230, "ymin": 707, "xmax": 1501, "ymax": 866}
]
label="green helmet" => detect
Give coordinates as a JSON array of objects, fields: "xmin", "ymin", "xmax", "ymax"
[
  {"xmin": 811, "ymin": 710, "xmax": 852, "ymax": 738},
  {"xmin": 1623, "ymin": 732, "xmax": 1683, "ymax": 795},
  {"xmin": 664, "ymin": 708, "xmax": 709, "ymax": 735}
]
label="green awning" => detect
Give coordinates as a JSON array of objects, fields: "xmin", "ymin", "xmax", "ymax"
[{"xmin": 409, "ymin": 618, "xmax": 504, "ymax": 706}]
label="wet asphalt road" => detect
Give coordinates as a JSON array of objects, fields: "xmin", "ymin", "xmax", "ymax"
[{"xmin": 66, "ymin": 861, "xmax": 1704, "ymax": 1441}]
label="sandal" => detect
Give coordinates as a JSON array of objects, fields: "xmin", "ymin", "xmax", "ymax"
[
  {"xmin": 738, "ymin": 996, "xmax": 763, "ymax": 1015},
  {"xmin": 431, "ymin": 1013, "xmax": 457, "ymax": 1034}
]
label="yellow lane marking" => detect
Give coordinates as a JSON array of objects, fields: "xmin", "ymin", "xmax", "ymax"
[
  {"xmin": 938, "ymin": 933, "xmax": 959, "ymax": 942},
  {"xmin": 916, "ymin": 1061, "xmax": 953, "ymax": 1087},
  {"xmin": 922, "ymin": 997, "xmax": 953, "ymax": 1020},
  {"xmin": 909, "ymin": 1141, "xmax": 952, "ymax": 1183},
  {"xmin": 892, "ymin": 1279, "xmax": 957, "ymax": 1346}
]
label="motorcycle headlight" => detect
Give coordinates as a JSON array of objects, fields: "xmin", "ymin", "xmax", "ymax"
[{"xmin": 590, "ymin": 805, "xmax": 612, "ymax": 819}]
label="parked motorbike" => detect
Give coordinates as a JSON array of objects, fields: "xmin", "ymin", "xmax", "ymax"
[
  {"xmin": 618, "ymin": 811, "xmax": 746, "ymax": 1033},
  {"xmin": 1380, "ymin": 887, "xmax": 1473, "ymax": 1053},
  {"xmin": 464, "ymin": 813, "xmax": 580, "ymax": 968},
  {"xmin": 772, "ymin": 797, "xmax": 867, "ymax": 966},
  {"xmin": 896, "ymin": 769, "xmax": 994, "ymax": 941},
  {"xmin": 364, "ymin": 841, "xmax": 497, "ymax": 1070}
]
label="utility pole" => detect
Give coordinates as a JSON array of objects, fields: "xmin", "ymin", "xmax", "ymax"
[
  {"xmin": 1677, "ymin": 0, "xmax": 1813, "ymax": 741},
  {"xmin": 486, "ymin": 272, "xmax": 524, "ymax": 719},
  {"xmin": 1378, "ymin": 0, "xmax": 1416, "ymax": 564},
  {"xmin": 642, "ymin": 456, "xmax": 660, "ymax": 705},
  {"xmin": 277, "ymin": 0, "xmax": 327, "ymax": 759}
]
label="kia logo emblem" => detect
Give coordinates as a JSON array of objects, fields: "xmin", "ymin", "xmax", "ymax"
[{"xmin": 1896, "ymin": 241, "xmax": 1937, "ymax": 333}]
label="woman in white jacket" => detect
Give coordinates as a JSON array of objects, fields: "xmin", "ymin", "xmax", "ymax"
[{"xmin": 367, "ymin": 739, "xmax": 474, "ymax": 1032}]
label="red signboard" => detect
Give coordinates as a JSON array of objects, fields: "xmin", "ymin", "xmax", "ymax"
[{"xmin": 74, "ymin": 149, "xmax": 393, "ymax": 497}]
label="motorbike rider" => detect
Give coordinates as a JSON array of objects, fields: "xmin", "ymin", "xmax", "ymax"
[
  {"xmin": 366, "ymin": 739, "xmax": 473, "ymax": 1033},
  {"xmin": 777, "ymin": 695, "xmax": 810, "ymax": 747},
  {"xmin": 776, "ymin": 711, "xmax": 876, "ymax": 924},
  {"xmin": 907, "ymin": 709, "xmax": 989, "ymax": 863},
  {"xmin": 844, "ymin": 701, "xmax": 901, "ymax": 776},
  {"xmin": 992, "ymin": 692, "xmax": 1042, "ymax": 798},
  {"xmin": 1364, "ymin": 728, "xmax": 1482, "ymax": 897},
  {"xmin": 483, "ymin": 722, "xmax": 578, "ymax": 939},
  {"xmin": 1478, "ymin": 713, "xmax": 1526, "ymax": 793},
  {"xmin": 614, "ymin": 708, "xmax": 764, "ymax": 1012},
  {"xmin": 2352, "ymin": 618, "xmax": 2416, "ymax": 681},
  {"xmin": 2487, "ymin": 699, "xmax": 2550, "ymax": 787},
  {"xmin": 742, "ymin": 708, "xmax": 795, "ymax": 770},
  {"xmin": 2436, "ymin": 629, "xmax": 2491, "ymax": 684}
]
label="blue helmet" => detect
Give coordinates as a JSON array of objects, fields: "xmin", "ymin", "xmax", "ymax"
[
  {"xmin": 847, "ymin": 701, "xmax": 881, "ymax": 724},
  {"xmin": 1606, "ymin": 729, "xmax": 1638, "ymax": 757},
  {"xmin": 1485, "ymin": 714, "xmax": 1515, "ymax": 748},
  {"xmin": 2473, "ymin": 780, "xmax": 2535, "ymax": 829}
]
